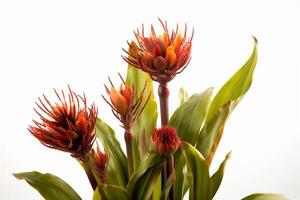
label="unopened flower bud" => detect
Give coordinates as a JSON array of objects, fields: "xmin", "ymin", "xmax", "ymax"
[
  {"xmin": 151, "ymin": 126, "xmax": 181, "ymax": 155},
  {"xmin": 92, "ymin": 145, "xmax": 109, "ymax": 184}
]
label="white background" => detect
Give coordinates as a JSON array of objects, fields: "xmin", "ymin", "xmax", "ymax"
[{"xmin": 0, "ymin": 0, "xmax": 299, "ymax": 199}]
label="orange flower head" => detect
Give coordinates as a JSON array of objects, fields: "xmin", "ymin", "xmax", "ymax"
[
  {"xmin": 28, "ymin": 86, "xmax": 97, "ymax": 161},
  {"xmin": 102, "ymin": 74, "xmax": 150, "ymax": 130},
  {"xmin": 123, "ymin": 18, "xmax": 193, "ymax": 83},
  {"xmin": 151, "ymin": 126, "xmax": 181, "ymax": 155},
  {"xmin": 92, "ymin": 145, "xmax": 109, "ymax": 184},
  {"xmin": 109, "ymin": 84, "xmax": 133, "ymax": 116}
]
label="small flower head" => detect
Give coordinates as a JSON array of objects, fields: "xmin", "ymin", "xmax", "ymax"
[
  {"xmin": 102, "ymin": 74, "xmax": 150, "ymax": 130},
  {"xmin": 92, "ymin": 145, "xmax": 109, "ymax": 184},
  {"xmin": 109, "ymin": 83, "xmax": 133, "ymax": 116},
  {"xmin": 123, "ymin": 18, "xmax": 193, "ymax": 83},
  {"xmin": 151, "ymin": 126, "xmax": 181, "ymax": 155},
  {"xmin": 28, "ymin": 86, "xmax": 97, "ymax": 161}
]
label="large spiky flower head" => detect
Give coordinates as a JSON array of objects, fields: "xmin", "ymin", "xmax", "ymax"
[
  {"xmin": 28, "ymin": 86, "xmax": 97, "ymax": 161},
  {"xmin": 123, "ymin": 18, "xmax": 193, "ymax": 83},
  {"xmin": 102, "ymin": 73, "xmax": 150, "ymax": 130}
]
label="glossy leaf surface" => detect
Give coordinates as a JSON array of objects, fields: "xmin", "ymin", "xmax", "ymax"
[{"xmin": 14, "ymin": 171, "xmax": 82, "ymax": 200}]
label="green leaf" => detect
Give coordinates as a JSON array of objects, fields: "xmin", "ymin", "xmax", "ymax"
[
  {"xmin": 180, "ymin": 142, "xmax": 211, "ymax": 200},
  {"xmin": 152, "ymin": 173, "xmax": 162, "ymax": 200},
  {"xmin": 197, "ymin": 38, "xmax": 258, "ymax": 165},
  {"xmin": 170, "ymin": 88, "xmax": 213, "ymax": 200},
  {"xmin": 179, "ymin": 87, "xmax": 189, "ymax": 105},
  {"xmin": 126, "ymin": 41, "xmax": 158, "ymax": 170},
  {"xmin": 241, "ymin": 193, "xmax": 288, "ymax": 200},
  {"xmin": 160, "ymin": 172, "xmax": 175, "ymax": 200},
  {"xmin": 127, "ymin": 153, "xmax": 164, "ymax": 200},
  {"xmin": 92, "ymin": 186, "xmax": 102, "ymax": 200},
  {"xmin": 173, "ymin": 152, "xmax": 187, "ymax": 200},
  {"xmin": 170, "ymin": 87, "xmax": 213, "ymax": 146},
  {"xmin": 95, "ymin": 118, "xmax": 128, "ymax": 187},
  {"xmin": 14, "ymin": 171, "xmax": 81, "ymax": 200},
  {"xmin": 210, "ymin": 152, "xmax": 231, "ymax": 198},
  {"xmin": 104, "ymin": 185, "xmax": 130, "ymax": 200}
]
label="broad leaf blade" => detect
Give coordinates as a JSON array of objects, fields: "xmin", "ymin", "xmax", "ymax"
[
  {"xmin": 92, "ymin": 187, "xmax": 102, "ymax": 200},
  {"xmin": 127, "ymin": 152, "xmax": 164, "ymax": 200},
  {"xmin": 197, "ymin": 38, "xmax": 258, "ymax": 165},
  {"xmin": 180, "ymin": 142, "xmax": 211, "ymax": 200},
  {"xmin": 210, "ymin": 152, "xmax": 231, "ymax": 198},
  {"xmin": 170, "ymin": 88, "xmax": 213, "ymax": 145},
  {"xmin": 170, "ymin": 88, "xmax": 213, "ymax": 199},
  {"xmin": 126, "ymin": 41, "xmax": 158, "ymax": 170},
  {"xmin": 95, "ymin": 118, "xmax": 128, "ymax": 186},
  {"xmin": 14, "ymin": 171, "xmax": 82, "ymax": 200},
  {"xmin": 206, "ymin": 37, "xmax": 258, "ymax": 123},
  {"xmin": 104, "ymin": 185, "xmax": 130, "ymax": 200},
  {"xmin": 242, "ymin": 193, "xmax": 288, "ymax": 200}
]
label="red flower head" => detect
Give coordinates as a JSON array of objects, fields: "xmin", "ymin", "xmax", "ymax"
[
  {"xmin": 102, "ymin": 74, "xmax": 150, "ymax": 130},
  {"xmin": 92, "ymin": 145, "xmax": 109, "ymax": 184},
  {"xmin": 151, "ymin": 126, "xmax": 181, "ymax": 155},
  {"xmin": 123, "ymin": 18, "xmax": 193, "ymax": 83},
  {"xmin": 28, "ymin": 86, "xmax": 97, "ymax": 161}
]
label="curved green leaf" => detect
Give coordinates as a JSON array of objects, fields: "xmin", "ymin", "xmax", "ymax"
[
  {"xmin": 170, "ymin": 88, "xmax": 213, "ymax": 145},
  {"xmin": 206, "ymin": 37, "xmax": 258, "ymax": 123},
  {"xmin": 241, "ymin": 193, "xmax": 288, "ymax": 200},
  {"xmin": 14, "ymin": 171, "xmax": 81, "ymax": 200},
  {"xmin": 104, "ymin": 185, "xmax": 130, "ymax": 200},
  {"xmin": 95, "ymin": 118, "xmax": 128, "ymax": 187},
  {"xmin": 127, "ymin": 152, "xmax": 164, "ymax": 200},
  {"xmin": 170, "ymin": 88, "xmax": 213, "ymax": 199},
  {"xmin": 197, "ymin": 38, "xmax": 258, "ymax": 165},
  {"xmin": 160, "ymin": 172, "xmax": 175, "ymax": 200},
  {"xmin": 93, "ymin": 185, "xmax": 107, "ymax": 200},
  {"xmin": 179, "ymin": 87, "xmax": 189, "ymax": 105},
  {"xmin": 180, "ymin": 142, "xmax": 211, "ymax": 200},
  {"xmin": 210, "ymin": 152, "xmax": 231, "ymax": 198},
  {"xmin": 126, "ymin": 41, "xmax": 158, "ymax": 170}
]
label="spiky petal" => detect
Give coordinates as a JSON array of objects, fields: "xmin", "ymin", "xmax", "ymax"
[
  {"xmin": 123, "ymin": 18, "xmax": 193, "ymax": 83},
  {"xmin": 102, "ymin": 74, "xmax": 150, "ymax": 130},
  {"xmin": 28, "ymin": 86, "xmax": 97, "ymax": 161},
  {"xmin": 92, "ymin": 145, "xmax": 109, "ymax": 184}
]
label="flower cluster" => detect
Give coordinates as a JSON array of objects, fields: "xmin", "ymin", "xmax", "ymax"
[{"xmin": 26, "ymin": 18, "xmax": 188, "ymax": 197}]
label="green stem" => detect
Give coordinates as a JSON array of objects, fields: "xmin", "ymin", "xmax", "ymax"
[
  {"xmin": 79, "ymin": 159, "xmax": 98, "ymax": 190},
  {"xmin": 125, "ymin": 129, "xmax": 134, "ymax": 177},
  {"xmin": 158, "ymin": 82, "xmax": 175, "ymax": 200}
]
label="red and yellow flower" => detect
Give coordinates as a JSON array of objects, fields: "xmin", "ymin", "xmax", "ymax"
[
  {"xmin": 102, "ymin": 74, "xmax": 150, "ymax": 129},
  {"xmin": 123, "ymin": 18, "xmax": 193, "ymax": 83},
  {"xmin": 28, "ymin": 86, "xmax": 97, "ymax": 161},
  {"xmin": 92, "ymin": 145, "xmax": 109, "ymax": 184},
  {"xmin": 151, "ymin": 126, "xmax": 181, "ymax": 155}
]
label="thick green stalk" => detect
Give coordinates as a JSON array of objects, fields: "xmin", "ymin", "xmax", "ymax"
[
  {"xmin": 158, "ymin": 82, "xmax": 174, "ymax": 200},
  {"xmin": 125, "ymin": 129, "xmax": 134, "ymax": 177}
]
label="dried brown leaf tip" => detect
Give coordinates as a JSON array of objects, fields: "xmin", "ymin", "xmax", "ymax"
[
  {"xmin": 123, "ymin": 18, "xmax": 193, "ymax": 83},
  {"xmin": 102, "ymin": 74, "xmax": 150, "ymax": 130},
  {"xmin": 28, "ymin": 86, "xmax": 97, "ymax": 161}
]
